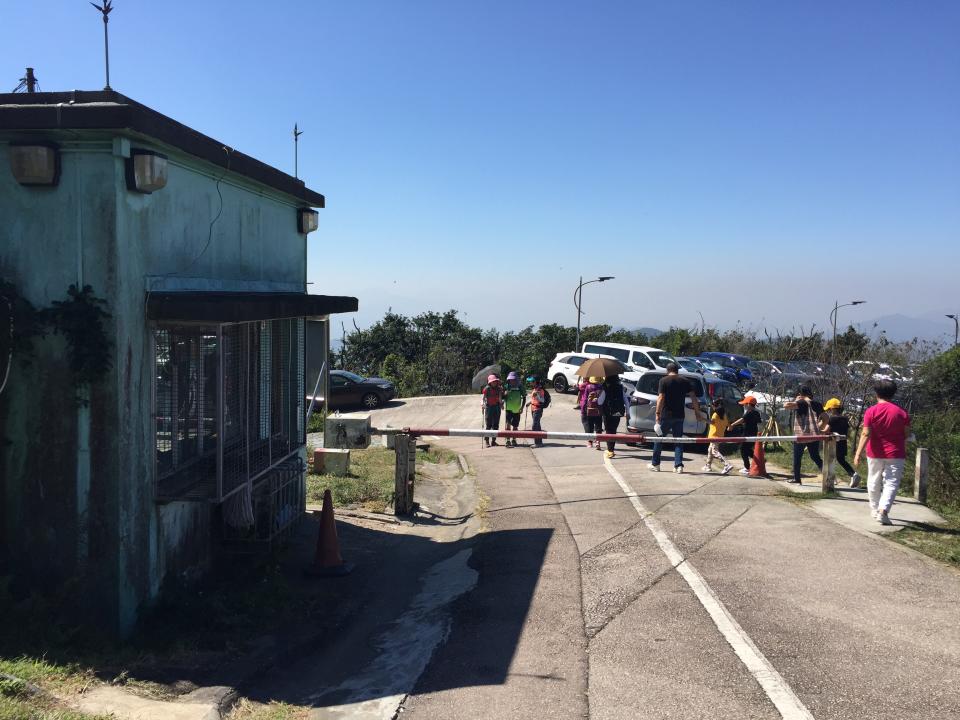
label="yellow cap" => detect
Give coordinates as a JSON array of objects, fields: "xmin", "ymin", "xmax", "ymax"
[
  {"xmin": 589, "ymin": 376, "xmax": 602, "ymax": 384},
  {"xmin": 824, "ymin": 398, "xmax": 842, "ymax": 410}
]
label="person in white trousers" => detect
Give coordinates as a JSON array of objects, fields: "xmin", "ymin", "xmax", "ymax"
[{"xmin": 853, "ymin": 379, "xmax": 911, "ymax": 526}]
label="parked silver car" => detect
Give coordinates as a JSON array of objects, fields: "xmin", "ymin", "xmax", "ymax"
[{"xmin": 626, "ymin": 370, "xmax": 745, "ymax": 437}]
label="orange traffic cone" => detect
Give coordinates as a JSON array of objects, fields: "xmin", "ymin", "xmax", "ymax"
[
  {"xmin": 306, "ymin": 489, "xmax": 353, "ymax": 577},
  {"xmin": 749, "ymin": 441, "xmax": 768, "ymax": 478}
]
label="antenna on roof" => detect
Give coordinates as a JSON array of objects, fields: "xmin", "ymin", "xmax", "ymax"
[
  {"xmin": 12, "ymin": 67, "xmax": 39, "ymax": 93},
  {"xmin": 90, "ymin": 0, "xmax": 114, "ymax": 90},
  {"xmin": 293, "ymin": 123, "xmax": 304, "ymax": 179}
]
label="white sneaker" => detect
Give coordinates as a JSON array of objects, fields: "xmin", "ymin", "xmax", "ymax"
[
  {"xmin": 870, "ymin": 508, "xmax": 879, "ymax": 520},
  {"xmin": 850, "ymin": 472, "xmax": 861, "ymax": 489},
  {"xmin": 648, "ymin": 463, "xmax": 660, "ymax": 472},
  {"xmin": 721, "ymin": 465, "xmax": 733, "ymax": 475},
  {"xmin": 674, "ymin": 465, "xmax": 684, "ymax": 474},
  {"xmin": 739, "ymin": 468, "xmax": 750, "ymax": 476},
  {"xmin": 701, "ymin": 465, "xmax": 713, "ymax": 473}
]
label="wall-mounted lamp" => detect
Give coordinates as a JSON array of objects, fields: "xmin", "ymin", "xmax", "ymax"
[
  {"xmin": 298, "ymin": 208, "xmax": 319, "ymax": 234},
  {"xmin": 125, "ymin": 149, "xmax": 168, "ymax": 193},
  {"xmin": 9, "ymin": 143, "xmax": 60, "ymax": 186}
]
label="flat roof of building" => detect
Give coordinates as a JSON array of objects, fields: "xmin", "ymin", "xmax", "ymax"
[{"xmin": 0, "ymin": 90, "xmax": 325, "ymax": 207}]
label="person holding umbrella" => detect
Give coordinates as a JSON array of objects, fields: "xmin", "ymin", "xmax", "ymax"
[
  {"xmin": 576, "ymin": 357, "xmax": 623, "ymax": 449},
  {"xmin": 599, "ymin": 374, "xmax": 630, "ymax": 458}
]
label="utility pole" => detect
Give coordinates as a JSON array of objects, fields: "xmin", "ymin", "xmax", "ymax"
[
  {"xmin": 947, "ymin": 314, "xmax": 958, "ymax": 347},
  {"xmin": 12, "ymin": 67, "xmax": 38, "ymax": 93},
  {"xmin": 573, "ymin": 276, "xmax": 615, "ymax": 350},
  {"xmin": 293, "ymin": 123, "xmax": 303, "ymax": 179},
  {"xmin": 830, "ymin": 299, "xmax": 865, "ymax": 366},
  {"xmin": 90, "ymin": 1, "xmax": 114, "ymax": 90}
]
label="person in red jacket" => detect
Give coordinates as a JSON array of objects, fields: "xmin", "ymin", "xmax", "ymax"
[{"xmin": 853, "ymin": 379, "xmax": 911, "ymax": 526}]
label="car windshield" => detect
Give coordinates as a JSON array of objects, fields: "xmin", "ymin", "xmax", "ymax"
[
  {"xmin": 699, "ymin": 359, "xmax": 725, "ymax": 370},
  {"xmin": 337, "ymin": 371, "xmax": 366, "ymax": 383},
  {"xmin": 772, "ymin": 361, "xmax": 805, "ymax": 374},
  {"xmin": 649, "ymin": 351, "xmax": 675, "ymax": 366},
  {"xmin": 677, "ymin": 359, "xmax": 700, "ymax": 371}
]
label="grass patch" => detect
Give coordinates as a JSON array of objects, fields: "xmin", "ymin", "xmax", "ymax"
[
  {"xmin": 227, "ymin": 698, "xmax": 311, "ymax": 720},
  {"xmin": 307, "ymin": 445, "xmax": 461, "ymax": 511},
  {"xmin": 776, "ymin": 489, "xmax": 839, "ymax": 504},
  {"xmin": 891, "ymin": 525, "xmax": 960, "ymax": 567},
  {"xmin": 0, "ymin": 658, "xmax": 108, "ymax": 720}
]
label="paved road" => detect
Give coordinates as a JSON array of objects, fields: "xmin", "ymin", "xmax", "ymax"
[{"xmin": 336, "ymin": 394, "xmax": 960, "ymax": 719}]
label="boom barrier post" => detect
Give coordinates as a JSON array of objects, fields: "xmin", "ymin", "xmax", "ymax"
[
  {"xmin": 914, "ymin": 448, "xmax": 929, "ymax": 504},
  {"xmin": 394, "ymin": 432, "xmax": 417, "ymax": 516}
]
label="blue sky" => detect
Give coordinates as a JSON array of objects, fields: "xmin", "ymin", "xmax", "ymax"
[{"xmin": 4, "ymin": 1, "xmax": 959, "ymax": 335}]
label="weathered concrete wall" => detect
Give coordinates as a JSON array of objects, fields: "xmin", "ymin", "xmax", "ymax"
[
  {"xmin": 0, "ymin": 140, "xmax": 121, "ymax": 627},
  {"xmin": 1, "ymin": 131, "xmax": 312, "ymax": 635}
]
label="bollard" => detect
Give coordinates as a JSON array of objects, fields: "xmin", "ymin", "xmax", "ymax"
[
  {"xmin": 821, "ymin": 438, "xmax": 836, "ymax": 493},
  {"xmin": 393, "ymin": 432, "xmax": 417, "ymax": 515},
  {"xmin": 914, "ymin": 447, "xmax": 929, "ymax": 504}
]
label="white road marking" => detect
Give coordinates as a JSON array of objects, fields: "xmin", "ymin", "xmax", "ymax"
[
  {"xmin": 604, "ymin": 458, "xmax": 815, "ymax": 720},
  {"xmin": 308, "ymin": 549, "xmax": 479, "ymax": 719}
]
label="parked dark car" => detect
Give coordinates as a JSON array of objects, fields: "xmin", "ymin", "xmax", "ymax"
[
  {"xmin": 325, "ymin": 370, "xmax": 396, "ymax": 410},
  {"xmin": 698, "ymin": 352, "xmax": 754, "ymax": 385},
  {"xmin": 681, "ymin": 356, "xmax": 740, "ymax": 384}
]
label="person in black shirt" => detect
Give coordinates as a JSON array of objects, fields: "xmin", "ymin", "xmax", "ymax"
[
  {"xmin": 650, "ymin": 364, "xmax": 704, "ymax": 472},
  {"xmin": 729, "ymin": 395, "xmax": 763, "ymax": 474},
  {"xmin": 824, "ymin": 397, "xmax": 860, "ymax": 487}
]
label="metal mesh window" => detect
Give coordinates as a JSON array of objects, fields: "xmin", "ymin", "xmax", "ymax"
[{"xmin": 154, "ymin": 318, "xmax": 306, "ymax": 503}]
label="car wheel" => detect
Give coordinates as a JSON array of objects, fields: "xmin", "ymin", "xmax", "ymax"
[
  {"xmin": 361, "ymin": 392, "xmax": 382, "ymax": 409},
  {"xmin": 553, "ymin": 375, "xmax": 568, "ymax": 393}
]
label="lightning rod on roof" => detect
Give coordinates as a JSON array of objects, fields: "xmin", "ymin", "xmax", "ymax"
[
  {"xmin": 90, "ymin": 0, "xmax": 114, "ymax": 90},
  {"xmin": 294, "ymin": 123, "xmax": 304, "ymax": 179}
]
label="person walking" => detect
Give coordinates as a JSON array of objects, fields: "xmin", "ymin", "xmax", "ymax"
[
  {"xmin": 649, "ymin": 363, "xmax": 704, "ymax": 472},
  {"xmin": 702, "ymin": 398, "xmax": 734, "ymax": 474},
  {"xmin": 824, "ymin": 397, "xmax": 861, "ymax": 487},
  {"xmin": 853, "ymin": 380, "xmax": 911, "ymax": 526},
  {"xmin": 480, "ymin": 374, "xmax": 503, "ymax": 447},
  {"xmin": 729, "ymin": 396, "xmax": 763, "ymax": 474},
  {"xmin": 578, "ymin": 375, "xmax": 604, "ymax": 448},
  {"xmin": 784, "ymin": 385, "xmax": 825, "ymax": 484},
  {"xmin": 528, "ymin": 376, "xmax": 548, "ymax": 447},
  {"xmin": 503, "ymin": 371, "xmax": 526, "ymax": 447},
  {"xmin": 599, "ymin": 375, "xmax": 630, "ymax": 458}
]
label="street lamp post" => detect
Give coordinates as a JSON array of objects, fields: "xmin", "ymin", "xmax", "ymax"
[
  {"xmin": 574, "ymin": 276, "xmax": 614, "ymax": 349},
  {"xmin": 947, "ymin": 314, "xmax": 958, "ymax": 347},
  {"xmin": 830, "ymin": 300, "xmax": 866, "ymax": 365}
]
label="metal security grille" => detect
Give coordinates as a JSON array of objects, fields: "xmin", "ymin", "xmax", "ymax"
[
  {"xmin": 221, "ymin": 457, "xmax": 306, "ymax": 551},
  {"xmin": 154, "ymin": 319, "xmax": 306, "ymax": 503}
]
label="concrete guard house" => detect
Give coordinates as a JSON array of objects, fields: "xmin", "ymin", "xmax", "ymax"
[{"xmin": 0, "ymin": 90, "xmax": 357, "ymax": 636}]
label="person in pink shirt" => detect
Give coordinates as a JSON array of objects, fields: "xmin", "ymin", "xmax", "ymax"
[{"xmin": 853, "ymin": 379, "xmax": 911, "ymax": 526}]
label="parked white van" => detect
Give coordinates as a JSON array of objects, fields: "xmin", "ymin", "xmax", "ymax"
[{"xmin": 580, "ymin": 342, "xmax": 676, "ymax": 373}]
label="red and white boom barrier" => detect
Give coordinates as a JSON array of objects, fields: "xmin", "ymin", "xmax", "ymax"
[{"xmin": 379, "ymin": 427, "xmax": 835, "ymax": 445}]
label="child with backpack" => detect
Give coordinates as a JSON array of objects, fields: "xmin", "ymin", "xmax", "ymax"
[
  {"xmin": 702, "ymin": 398, "xmax": 734, "ymax": 475},
  {"xmin": 824, "ymin": 397, "xmax": 861, "ymax": 487},
  {"xmin": 599, "ymin": 376, "xmax": 630, "ymax": 458},
  {"xmin": 481, "ymin": 374, "xmax": 503, "ymax": 447},
  {"xmin": 528, "ymin": 376, "xmax": 550, "ymax": 447},
  {"xmin": 578, "ymin": 375, "xmax": 604, "ymax": 448},
  {"xmin": 503, "ymin": 371, "xmax": 526, "ymax": 447}
]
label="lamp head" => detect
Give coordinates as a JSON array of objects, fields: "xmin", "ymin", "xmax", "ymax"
[
  {"xmin": 598, "ymin": 276, "xmax": 614, "ymax": 282},
  {"xmin": 851, "ymin": 300, "xmax": 865, "ymax": 305},
  {"xmin": 948, "ymin": 314, "xmax": 957, "ymax": 320}
]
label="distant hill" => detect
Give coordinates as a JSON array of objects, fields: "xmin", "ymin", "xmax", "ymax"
[
  {"xmin": 856, "ymin": 314, "xmax": 953, "ymax": 345},
  {"xmin": 625, "ymin": 327, "xmax": 665, "ymax": 338}
]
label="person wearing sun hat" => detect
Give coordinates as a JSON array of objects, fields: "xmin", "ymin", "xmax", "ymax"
[
  {"xmin": 824, "ymin": 397, "xmax": 860, "ymax": 487},
  {"xmin": 503, "ymin": 371, "xmax": 526, "ymax": 446},
  {"xmin": 480, "ymin": 374, "xmax": 504, "ymax": 447},
  {"xmin": 729, "ymin": 395, "xmax": 763, "ymax": 474},
  {"xmin": 577, "ymin": 375, "xmax": 605, "ymax": 446}
]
